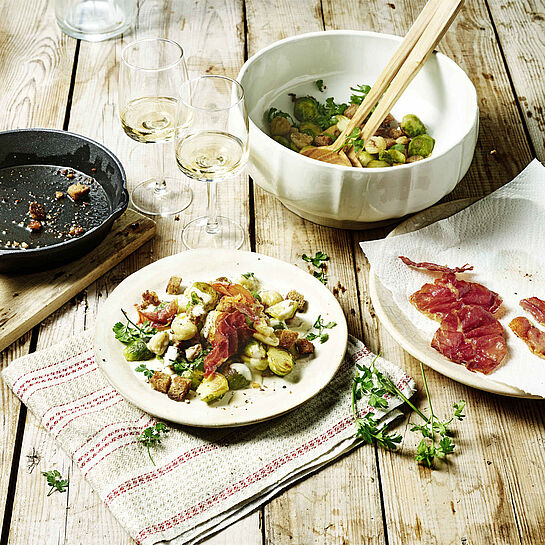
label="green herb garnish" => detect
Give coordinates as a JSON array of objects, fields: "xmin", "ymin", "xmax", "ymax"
[
  {"xmin": 265, "ymin": 107, "xmax": 295, "ymax": 125},
  {"xmin": 305, "ymin": 315, "xmax": 337, "ymax": 343},
  {"xmin": 135, "ymin": 364, "xmax": 155, "ymax": 380},
  {"xmin": 42, "ymin": 470, "xmax": 69, "ymax": 496},
  {"xmin": 315, "ymin": 79, "xmax": 325, "ymax": 92},
  {"xmin": 302, "ymin": 251, "xmax": 329, "ymax": 285},
  {"xmin": 138, "ymin": 422, "xmax": 169, "ymax": 465},
  {"xmin": 113, "ymin": 310, "xmax": 156, "ymax": 344},
  {"xmin": 349, "ymin": 84, "xmax": 371, "ymax": 105},
  {"xmin": 241, "ymin": 272, "xmax": 255, "ymax": 279}
]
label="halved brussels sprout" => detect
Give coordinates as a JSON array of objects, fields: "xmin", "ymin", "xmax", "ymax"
[
  {"xmin": 241, "ymin": 355, "xmax": 269, "ymax": 371},
  {"xmin": 408, "ymin": 134, "xmax": 435, "ymax": 158},
  {"xmin": 367, "ymin": 160, "xmax": 391, "ymax": 168},
  {"xmin": 196, "ymin": 373, "xmax": 229, "ymax": 403},
  {"xmin": 335, "ymin": 115, "xmax": 351, "ymax": 132},
  {"xmin": 223, "ymin": 363, "xmax": 252, "ymax": 390},
  {"xmin": 401, "ymin": 114, "xmax": 427, "ymax": 138},
  {"xmin": 379, "ymin": 149, "xmax": 406, "ymax": 165},
  {"xmin": 269, "ymin": 116, "xmax": 292, "ymax": 136},
  {"xmin": 181, "ymin": 368, "xmax": 204, "ymax": 390},
  {"xmin": 184, "ymin": 282, "xmax": 219, "ymax": 311},
  {"xmin": 171, "ymin": 314, "xmax": 198, "ymax": 341},
  {"xmin": 260, "ymin": 290, "xmax": 283, "ymax": 307},
  {"xmin": 266, "ymin": 300, "xmax": 298, "ymax": 320},
  {"xmin": 123, "ymin": 339, "xmax": 154, "ymax": 362},
  {"xmin": 356, "ymin": 150, "xmax": 375, "ymax": 166},
  {"xmin": 299, "ymin": 121, "xmax": 322, "ymax": 138},
  {"xmin": 147, "ymin": 330, "xmax": 170, "ymax": 356},
  {"xmin": 267, "ymin": 347, "xmax": 295, "ymax": 376},
  {"xmin": 243, "ymin": 339, "xmax": 267, "ymax": 359},
  {"xmin": 389, "ymin": 143, "xmax": 406, "ymax": 153},
  {"xmin": 293, "ymin": 96, "xmax": 319, "ymax": 121},
  {"xmin": 364, "ymin": 136, "xmax": 387, "ymax": 154}
]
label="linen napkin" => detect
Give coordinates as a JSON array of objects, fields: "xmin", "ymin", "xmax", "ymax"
[
  {"xmin": 2, "ymin": 330, "xmax": 414, "ymax": 545},
  {"xmin": 360, "ymin": 159, "xmax": 545, "ymax": 397}
]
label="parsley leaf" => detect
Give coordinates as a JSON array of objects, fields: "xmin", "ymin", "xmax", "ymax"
[
  {"xmin": 42, "ymin": 470, "xmax": 69, "ymax": 496},
  {"xmin": 305, "ymin": 315, "xmax": 337, "ymax": 344},
  {"xmin": 265, "ymin": 107, "xmax": 295, "ymax": 125},
  {"xmin": 349, "ymin": 83, "xmax": 371, "ymax": 105},
  {"xmin": 138, "ymin": 422, "xmax": 169, "ymax": 465},
  {"xmin": 242, "ymin": 272, "xmax": 255, "ymax": 279},
  {"xmin": 302, "ymin": 251, "xmax": 329, "ymax": 285},
  {"xmin": 135, "ymin": 364, "xmax": 155, "ymax": 380},
  {"xmin": 315, "ymin": 79, "xmax": 325, "ymax": 92},
  {"xmin": 113, "ymin": 310, "xmax": 156, "ymax": 344}
]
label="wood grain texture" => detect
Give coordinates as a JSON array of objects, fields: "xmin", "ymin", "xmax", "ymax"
[
  {"xmin": 0, "ymin": 210, "xmax": 155, "ymax": 353},
  {"xmin": 245, "ymin": 1, "xmax": 386, "ymax": 543}
]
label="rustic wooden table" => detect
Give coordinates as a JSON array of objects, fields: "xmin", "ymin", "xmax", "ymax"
[{"xmin": 1, "ymin": 1, "xmax": 545, "ymax": 544}]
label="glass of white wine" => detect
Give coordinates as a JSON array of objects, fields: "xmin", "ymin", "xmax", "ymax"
[
  {"xmin": 175, "ymin": 75, "xmax": 249, "ymax": 249},
  {"xmin": 119, "ymin": 38, "xmax": 192, "ymax": 216}
]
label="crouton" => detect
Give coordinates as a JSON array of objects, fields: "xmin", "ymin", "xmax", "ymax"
[
  {"xmin": 27, "ymin": 220, "xmax": 42, "ymax": 231},
  {"xmin": 167, "ymin": 376, "xmax": 192, "ymax": 401},
  {"xmin": 142, "ymin": 290, "xmax": 160, "ymax": 307},
  {"xmin": 29, "ymin": 201, "xmax": 45, "ymax": 220},
  {"xmin": 286, "ymin": 290, "xmax": 306, "ymax": 311},
  {"xmin": 150, "ymin": 371, "xmax": 171, "ymax": 393},
  {"xmin": 275, "ymin": 329, "xmax": 299, "ymax": 350},
  {"xmin": 296, "ymin": 338, "xmax": 315, "ymax": 356},
  {"xmin": 166, "ymin": 275, "xmax": 182, "ymax": 295},
  {"xmin": 67, "ymin": 182, "xmax": 90, "ymax": 201}
]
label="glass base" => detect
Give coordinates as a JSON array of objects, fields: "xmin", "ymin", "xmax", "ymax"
[
  {"xmin": 182, "ymin": 216, "xmax": 244, "ymax": 249},
  {"xmin": 130, "ymin": 177, "xmax": 193, "ymax": 216}
]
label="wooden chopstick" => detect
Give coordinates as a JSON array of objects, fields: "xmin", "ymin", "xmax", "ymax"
[
  {"xmin": 358, "ymin": 0, "xmax": 464, "ymax": 145},
  {"xmin": 332, "ymin": 0, "xmax": 442, "ymax": 149}
]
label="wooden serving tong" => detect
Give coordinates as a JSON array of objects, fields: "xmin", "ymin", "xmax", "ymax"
[{"xmin": 301, "ymin": 0, "xmax": 464, "ymax": 166}]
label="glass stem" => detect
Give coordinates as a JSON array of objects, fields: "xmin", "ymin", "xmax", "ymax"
[
  {"xmin": 206, "ymin": 181, "xmax": 220, "ymax": 234},
  {"xmin": 154, "ymin": 142, "xmax": 166, "ymax": 193}
]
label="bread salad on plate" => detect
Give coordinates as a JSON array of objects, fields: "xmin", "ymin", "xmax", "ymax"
[{"xmin": 112, "ymin": 273, "xmax": 335, "ymax": 405}]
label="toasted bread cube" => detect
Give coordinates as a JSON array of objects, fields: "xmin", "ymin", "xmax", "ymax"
[
  {"xmin": 67, "ymin": 182, "xmax": 90, "ymax": 201},
  {"xmin": 167, "ymin": 376, "xmax": 192, "ymax": 401},
  {"xmin": 286, "ymin": 290, "xmax": 306, "ymax": 311},
  {"xmin": 296, "ymin": 338, "xmax": 315, "ymax": 356},
  {"xmin": 275, "ymin": 329, "xmax": 299, "ymax": 351},
  {"xmin": 142, "ymin": 290, "xmax": 160, "ymax": 307},
  {"xmin": 29, "ymin": 201, "xmax": 46, "ymax": 220},
  {"xmin": 150, "ymin": 371, "xmax": 171, "ymax": 393},
  {"xmin": 166, "ymin": 275, "xmax": 182, "ymax": 295}
]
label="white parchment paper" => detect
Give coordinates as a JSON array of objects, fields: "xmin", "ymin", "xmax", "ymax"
[{"xmin": 360, "ymin": 159, "xmax": 545, "ymax": 397}]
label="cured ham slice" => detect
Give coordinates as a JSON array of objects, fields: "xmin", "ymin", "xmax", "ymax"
[
  {"xmin": 204, "ymin": 310, "xmax": 254, "ymax": 376},
  {"xmin": 399, "ymin": 256, "xmax": 473, "ymax": 274},
  {"xmin": 211, "ymin": 281, "xmax": 255, "ymax": 305},
  {"xmin": 136, "ymin": 300, "xmax": 177, "ymax": 329},
  {"xmin": 520, "ymin": 297, "xmax": 545, "ymax": 326},
  {"xmin": 509, "ymin": 317, "xmax": 545, "ymax": 359},
  {"xmin": 432, "ymin": 305, "xmax": 507, "ymax": 374}
]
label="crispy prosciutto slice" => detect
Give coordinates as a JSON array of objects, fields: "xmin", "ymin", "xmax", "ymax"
[
  {"xmin": 399, "ymin": 256, "xmax": 473, "ymax": 274},
  {"xmin": 203, "ymin": 310, "xmax": 254, "ymax": 376},
  {"xmin": 520, "ymin": 297, "xmax": 545, "ymax": 327},
  {"xmin": 509, "ymin": 317, "xmax": 545, "ymax": 360},
  {"xmin": 136, "ymin": 300, "xmax": 177, "ymax": 329},
  {"xmin": 211, "ymin": 281, "xmax": 254, "ymax": 305},
  {"xmin": 432, "ymin": 305, "xmax": 507, "ymax": 374}
]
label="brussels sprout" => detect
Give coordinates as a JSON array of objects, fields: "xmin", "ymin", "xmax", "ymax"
[
  {"xmin": 273, "ymin": 135, "xmax": 290, "ymax": 148},
  {"xmin": 366, "ymin": 160, "xmax": 391, "ymax": 168},
  {"xmin": 243, "ymin": 339, "xmax": 267, "ymax": 360},
  {"xmin": 406, "ymin": 155, "xmax": 424, "ymax": 163},
  {"xmin": 123, "ymin": 339, "xmax": 154, "ymax": 362},
  {"xmin": 289, "ymin": 130, "xmax": 313, "ymax": 150},
  {"xmin": 356, "ymin": 150, "xmax": 375, "ymax": 166},
  {"xmin": 181, "ymin": 368, "xmax": 204, "ymax": 390},
  {"xmin": 267, "ymin": 347, "xmax": 295, "ymax": 376},
  {"xmin": 237, "ymin": 273, "xmax": 259, "ymax": 292},
  {"xmin": 184, "ymin": 282, "xmax": 219, "ymax": 311},
  {"xmin": 147, "ymin": 330, "xmax": 170, "ymax": 356},
  {"xmin": 266, "ymin": 300, "xmax": 299, "ymax": 320},
  {"xmin": 408, "ymin": 134, "xmax": 434, "ymax": 158},
  {"xmin": 223, "ymin": 363, "xmax": 252, "ymax": 390},
  {"xmin": 335, "ymin": 115, "xmax": 351, "ymax": 132},
  {"xmin": 171, "ymin": 314, "xmax": 198, "ymax": 341},
  {"xmin": 269, "ymin": 116, "xmax": 292, "ymax": 136},
  {"xmin": 241, "ymin": 355, "xmax": 269, "ymax": 371},
  {"xmin": 299, "ymin": 121, "xmax": 322, "ymax": 137},
  {"xmin": 293, "ymin": 96, "xmax": 319, "ymax": 121},
  {"xmin": 396, "ymin": 135, "xmax": 410, "ymax": 145},
  {"xmin": 389, "ymin": 143, "xmax": 406, "ymax": 153},
  {"xmin": 260, "ymin": 290, "xmax": 284, "ymax": 307},
  {"xmin": 364, "ymin": 136, "xmax": 387, "ymax": 154},
  {"xmin": 379, "ymin": 149, "xmax": 406, "ymax": 165},
  {"xmin": 196, "ymin": 373, "xmax": 229, "ymax": 403},
  {"xmin": 401, "ymin": 114, "xmax": 427, "ymax": 138}
]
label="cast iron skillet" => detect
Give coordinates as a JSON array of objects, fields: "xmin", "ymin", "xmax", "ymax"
[{"xmin": 0, "ymin": 128, "xmax": 128, "ymax": 273}]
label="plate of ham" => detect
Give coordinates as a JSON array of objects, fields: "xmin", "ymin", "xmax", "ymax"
[
  {"xmin": 369, "ymin": 199, "xmax": 543, "ymax": 398},
  {"xmin": 94, "ymin": 249, "xmax": 348, "ymax": 427}
]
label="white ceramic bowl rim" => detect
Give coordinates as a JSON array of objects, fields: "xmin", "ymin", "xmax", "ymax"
[{"xmin": 237, "ymin": 29, "xmax": 478, "ymax": 173}]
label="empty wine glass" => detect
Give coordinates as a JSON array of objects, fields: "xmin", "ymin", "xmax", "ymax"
[
  {"xmin": 119, "ymin": 38, "xmax": 193, "ymax": 216},
  {"xmin": 174, "ymin": 75, "xmax": 249, "ymax": 249}
]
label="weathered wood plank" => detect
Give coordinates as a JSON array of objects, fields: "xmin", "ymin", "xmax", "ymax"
[
  {"xmin": 245, "ymin": 1, "xmax": 387, "ymax": 543},
  {"xmin": 0, "ymin": 0, "xmax": 77, "ymax": 529}
]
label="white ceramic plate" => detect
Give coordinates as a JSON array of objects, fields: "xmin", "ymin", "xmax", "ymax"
[
  {"xmin": 369, "ymin": 199, "xmax": 540, "ymax": 399},
  {"xmin": 95, "ymin": 249, "xmax": 349, "ymax": 426}
]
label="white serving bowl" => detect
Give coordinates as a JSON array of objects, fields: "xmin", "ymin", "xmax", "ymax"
[{"xmin": 238, "ymin": 30, "xmax": 478, "ymax": 229}]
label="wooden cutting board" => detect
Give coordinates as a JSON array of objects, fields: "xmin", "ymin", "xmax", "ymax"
[{"xmin": 0, "ymin": 209, "xmax": 155, "ymax": 353}]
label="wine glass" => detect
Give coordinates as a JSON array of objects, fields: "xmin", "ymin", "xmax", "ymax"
[
  {"xmin": 119, "ymin": 38, "xmax": 193, "ymax": 216},
  {"xmin": 174, "ymin": 75, "xmax": 249, "ymax": 249}
]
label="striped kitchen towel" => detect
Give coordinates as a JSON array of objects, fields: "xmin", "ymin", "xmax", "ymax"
[{"xmin": 2, "ymin": 331, "xmax": 414, "ymax": 545}]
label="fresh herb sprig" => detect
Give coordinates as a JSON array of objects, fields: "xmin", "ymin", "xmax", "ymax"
[
  {"xmin": 351, "ymin": 356, "xmax": 466, "ymax": 468},
  {"xmin": 135, "ymin": 364, "xmax": 155, "ymax": 380},
  {"xmin": 335, "ymin": 126, "xmax": 366, "ymax": 154},
  {"xmin": 42, "ymin": 470, "xmax": 69, "ymax": 496},
  {"xmin": 171, "ymin": 348, "xmax": 210, "ymax": 376},
  {"xmin": 241, "ymin": 272, "xmax": 255, "ymax": 279},
  {"xmin": 138, "ymin": 422, "xmax": 169, "ymax": 465},
  {"xmin": 302, "ymin": 251, "xmax": 329, "ymax": 284},
  {"xmin": 113, "ymin": 310, "xmax": 156, "ymax": 344},
  {"xmin": 349, "ymin": 84, "xmax": 371, "ymax": 105},
  {"xmin": 315, "ymin": 79, "xmax": 325, "ymax": 92},
  {"xmin": 265, "ymin": 107, "xmax": 295, "ymax": 125},
  {"xmin": 306, "ymin": 315, "xmax": 337, "ymax": 343}
]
